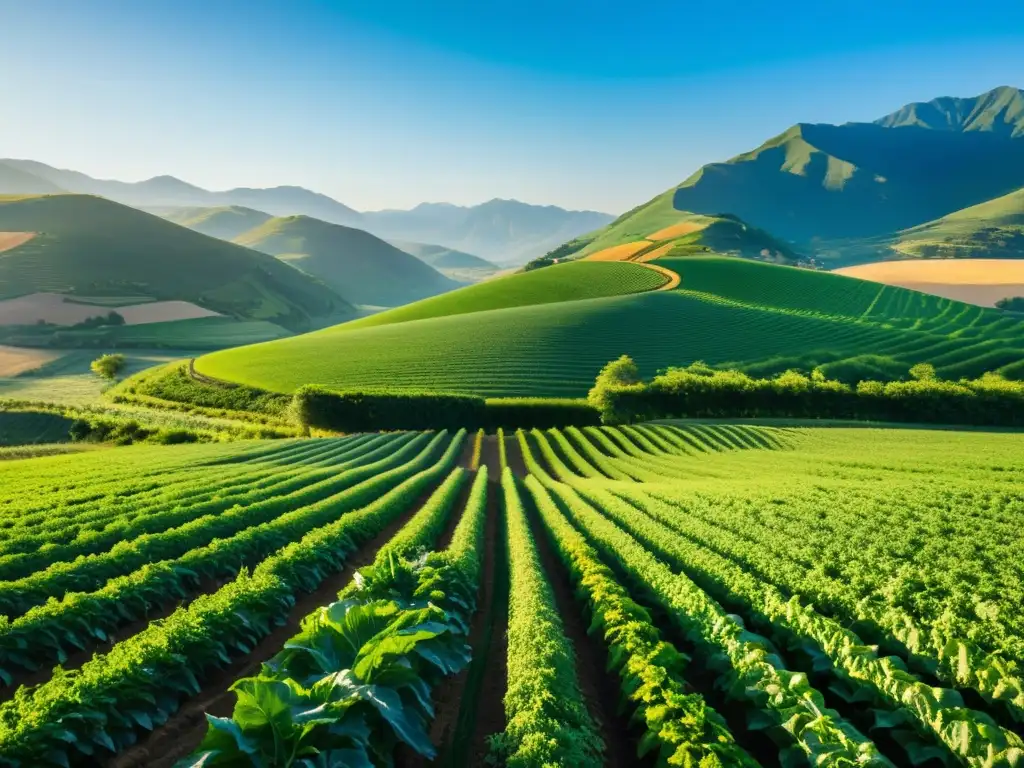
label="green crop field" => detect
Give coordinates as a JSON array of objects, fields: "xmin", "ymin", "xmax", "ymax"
[
  {"xmin": 196, "ymin": 257, "xmax": 1024, "ymax": 397},
  {"xmin": 1, "ymin": 421, "xmax": 1022, "ymax": 767},
  {"xmin": 338, "ymin": 259, "xmax": 667, "ymax": 331}
]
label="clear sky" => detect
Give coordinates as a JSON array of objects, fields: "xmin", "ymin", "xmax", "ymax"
[{"xmin": 3, "ymin": 0, "xmax": 1023, "ymax": 213}]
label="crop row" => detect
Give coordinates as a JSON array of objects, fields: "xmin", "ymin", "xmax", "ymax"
[{"xmin": 0, "ymin": 430, "xmax": 465, "ymax": 767}]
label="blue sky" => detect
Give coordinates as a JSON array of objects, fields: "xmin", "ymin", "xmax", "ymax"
[{"xmin": 3, "ymin": 0, "xmax": 1023, "ymax": 213}]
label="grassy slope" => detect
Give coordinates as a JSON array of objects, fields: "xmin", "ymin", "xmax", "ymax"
[
  {"xmin": 235, "ymin": 215, "xmax": 461, "ymax": 307},
  {"xmin": 0, "ymin": 195, "xmax": 352, "ymax": 332},
  {"xmin": 197, "ymin": 256, "xmax": 1024, "ymax": 397},
  {"xmin": 337, "ymin": 260, "xmax": 667, "ymax": 331},
  {"xmin": 892, "ymin": 186, "xmax": 1024, "ymax": 258},
  {"xmin": 155, "ymin": 206, "xmax": 273, "ymax": 241},
  {"xmin": 547, "ymin": 189, "xmax": 800, "ymax": 264}
]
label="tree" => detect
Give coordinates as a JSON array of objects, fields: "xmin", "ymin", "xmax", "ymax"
[{"xmin": 91, "ymin": 353, "xmax": 126, "ymax": 379}]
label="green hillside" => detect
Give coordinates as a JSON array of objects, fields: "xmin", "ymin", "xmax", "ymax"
[
  {"xmin": 891, "ymin": 186, "xmax": 1024, "ymax": 259},
  {"xmin": 0, "ymin": 195, "xmax": 352, "ymax": 331},
  {"xmin": 536, "ymin": 189, "xmax": 800, "ymax": 265},
  {"xmin": 154, "ymin": 205, "xmax": 273, "ymax": 241},
  {"xmin": 613, "ymin": 87, "xmax": 1024, "ymax": 246},
  {"xmin": 339, "ymin": 260, "xmax": 667, "ymax": 331},
  {"xmin": 196, "ymin": 256, "xmax": 1024, "ymax": 397},
  {"xmin": 235, "ymin": 215, "xmax": 461, "ymax": 307}
]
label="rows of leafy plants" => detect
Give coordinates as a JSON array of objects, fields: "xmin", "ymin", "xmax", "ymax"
[
  {"xmin": 516, "ymin": 431, "xmax": 894, "ymax": 767},
  {"xmin": 0, "ymin": 433, "xmax": 451, "ymax": 687},
  {"xmin": 488, "ymin": 469, "xmax": 603, "ymax": 766},
  {"xmin": 0, "ymin": 430, "xmax": 465, "ymax": 767},
  {"xmin": 578, "ymin": 483, "xmax": 1024, "ymax": 766},
  {"xmin": 638, "ymin": 482, "xmax": 1024, "ymax": 727},
  {"xmin": 0, "ymin": 434, "xmax": 388, "ymax": 567},
  {"xmin": 184, "ymin": 464, "xmax": 491, "ymax": 766},
  {"xmin": 523, "ymin": 475, "xmax": 758, "ymax": 766},
  {"xmin": 0, "ymin": 433, "xmax": 428, "ymax": 617}
]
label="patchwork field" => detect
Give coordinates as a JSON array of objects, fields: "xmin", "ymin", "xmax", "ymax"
[
  {"xmin": 0, "ymin": 292, "xmax": 220, "ymax": 326},
  {"xmin": 0, "ymin": 344, "xmax": 59, "ymax": 377},
  {"xmin": 196, "ymin": 257, "xmax": 1024, "ymax": 397},
  {"xmin": 835, "ymin": 259, "xmax": 1024, "ymax": 306},
  {"xmin": 0, "ymin": 422, "xmax": 1021, "ymax": 766}
]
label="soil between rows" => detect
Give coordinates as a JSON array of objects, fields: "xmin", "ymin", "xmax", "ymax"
[{"xmin": 106, "ymin": 480, "xmax": 444, "ymax": 768}]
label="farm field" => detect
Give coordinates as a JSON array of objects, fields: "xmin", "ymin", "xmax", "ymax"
[
  {"xmin": 196, "ymin": 257, "xmax": 1024, "ymax": 397},
  {"xmin": 835, "ymin": 259, "xmax": 1024, "ymax": 307},
  {"xmin": 0, "ymin": 422, "xmax": 1022, "ymax": 766}
]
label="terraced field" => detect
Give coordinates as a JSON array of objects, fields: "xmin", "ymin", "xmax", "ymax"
[
  {"xmin": 2, "ymin": 422, "xmax": 1022, "ymax": 767},
  {"xmin": 197, "ymin": 257, "xmax": 1024, "ymax": 396}
]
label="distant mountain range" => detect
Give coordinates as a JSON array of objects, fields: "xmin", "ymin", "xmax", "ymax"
[
  {"xmin": 0, "ymin": 159, "xmax": 612, "ymax": 264},
  {"xmin": 235, "ymin": 215, "xmax": 462, "ymax": 307},
  {"xmin": 554, "ymin": 85, "xmax": 1024, "ymax": 266}
]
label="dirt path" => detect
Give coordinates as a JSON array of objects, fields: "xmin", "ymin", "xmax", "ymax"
[
  {"xmin": 637, "ymin": 262, "xmax": 681, "ymax": 290},
  {"xmin": 106, "ymin": 482, "xmax": 443, "ymax": 768},
  {"xmin": 528, "ymin": 500, "xmax": 640, "ymax": 767},
  {"xmin": 504, "ymin": 434, "xmax": 528, "ymax": 478}
]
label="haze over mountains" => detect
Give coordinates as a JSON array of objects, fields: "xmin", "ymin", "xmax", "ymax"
[{"xmin": 0, "ymin": 158, "xmax": 612, "ymax": 265}]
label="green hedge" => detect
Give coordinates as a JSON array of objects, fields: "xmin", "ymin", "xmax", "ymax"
[
  {"xmin": 591, "ymin": 360, "xmax": 1024, "ymax": 427},
  {"xmin": 292, "ymin": 387, "xmax": 600, "ymax": 432},
  {"xmin": 483, "ymin": 398, "xmax": 600, "ymax": 429}
]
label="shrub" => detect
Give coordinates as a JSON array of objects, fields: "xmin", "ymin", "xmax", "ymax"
[
  {"xmin": 90, "ymin": 353, "xmax": 126, "ymax": 379},
  {"xmin": 482, "ymin": 398, "xmax": 599, "ymax": 429},
  {"xmin": 128, "ymin": 363, "xmax": 290, "ymax": 415},
  {"xmin": 293, "ymin": 386, "xmax": 487, "ymax": 432},
  {"xmin": 591, "ymin": 355, "xmax": 1024, "ymax": 427}
]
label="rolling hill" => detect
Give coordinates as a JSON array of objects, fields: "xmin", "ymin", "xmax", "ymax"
[
  {"xmin": 0, "ymin": 160, "xmax": 363, "ymax": 226},
  {"xmin": 534, "ymin": 188, "xmax": 801, "ymax": 266},
  {"xmin": 234, "ymin": 215, "xmax": 461, "ymax": 307},
  {"xmin": 195, "ymin": 256, "xmax": 1024, "ymax": 397},
  {"xmin": 148, "ymin": 205, "xmax": 273, "ymax": 241},
  {"xmin": 0, "ymin": 195, "xmax": 352, "ymax": 332},
  {"xmin": 0, "ymin": 160, "xmax": 611, "ymax": 263}
]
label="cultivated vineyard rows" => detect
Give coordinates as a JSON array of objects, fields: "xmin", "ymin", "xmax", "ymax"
[{"xmin": 0, "ymin": 422, "xmax": 1022, "ymax": 766}]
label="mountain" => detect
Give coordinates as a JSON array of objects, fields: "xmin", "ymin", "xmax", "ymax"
[
  {"xmin": 0, "ymin": 160, "xmax": 362, "ymax": 226},
  {"xmin": 533, "ymin": 187, "xmax": 802, "ymax": 267},
  {"xmin": 235, "ymin": 215, "xmax": 461, "ymax": 307},
  {"xmin": 362, "ymin": 199, "xmax": 614, "ymax": 264},
  {"xmin": 0, "ymin": 160, "xmax": 610, "ymax": 263},
  {"xmin": 0, "ymin": 162, "xmax": 64, "ymax": 195},
  {"xmin": 0, "ymin": 194, "xmax": 352, "ymax": 331},
  {"xmin": 147, "ymin": 205, "xmax": 274, "ymax": 241},
  {"xmin": 388, "ymin": 240, "xmax": 497, "ymax": 271},
  {"xmin": 664, "ymin": 86, "xmax": 1024, "ymax": 243}
]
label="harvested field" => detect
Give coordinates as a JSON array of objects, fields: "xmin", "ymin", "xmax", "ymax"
[
  {"xmin": 585, "ymin": 241, "xmax": 651, "ymax": 261},
  {"xmin": 647, "ymin": 219, "xmax": 709, "ymax": 240},
  {"xmin": 0, "ymin": 345, "xmax": 61, "ymax": 377},
  {"xmin": 834, "ymin": 259, "xmax": 1024, "ymax": 306},
  {"xmin": 0, "ymin": 232, "xmax": 35, "ymax": 253},
  {"xmin": 0, "ymin": 292, "xmax": 220, "ymax": 326}
]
